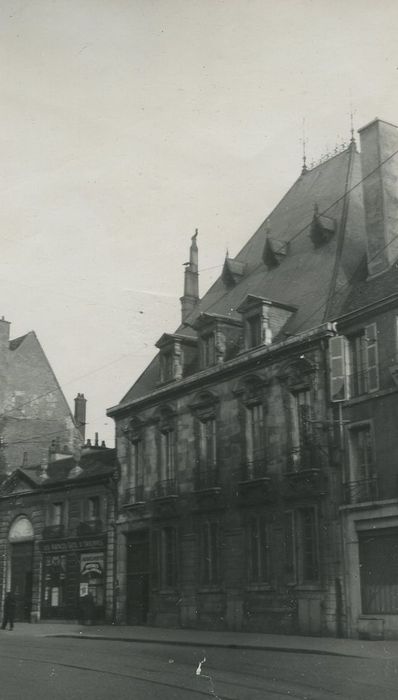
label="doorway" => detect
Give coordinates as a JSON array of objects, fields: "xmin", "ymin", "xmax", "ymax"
[
  {"xmin": 10, "ymin": 542, "xmax": 33, "ymax": 621},
  {"xmin": 126, "ymin": 530, "xmax": 149, "ymax": 625}
]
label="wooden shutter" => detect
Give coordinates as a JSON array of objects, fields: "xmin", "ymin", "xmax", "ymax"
[
  {"xmin": 329, "ymin": 336, "xmax": 348, "ymax": 401},
  {"xmin": 365, "ymin": 323, "xmax": 379, "ymax": 392}
]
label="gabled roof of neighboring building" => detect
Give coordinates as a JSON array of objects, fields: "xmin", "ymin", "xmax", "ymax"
[
  {"xmin": 0, "ymin": 448, "xmax": 118, "ymax": 495},
  {"xmin": 116, "ymin": 141, "xmax": 369, "ymax": 407}
]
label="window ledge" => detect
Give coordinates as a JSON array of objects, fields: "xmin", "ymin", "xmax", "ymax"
[
  {"xmin": 344, "ymin": 385, "xmax": 398, "ymax": 406},
  {"xmin": 245, "ymin": 584, "xmax": 273, "ymax": 592}
]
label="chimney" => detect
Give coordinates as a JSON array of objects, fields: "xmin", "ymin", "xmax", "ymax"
[
  {"xmin": 0, "ymin": 317, "xmax": 10, "ymax": 354},
  {"xmin": 359, "ymin": 118, "xmax": 398, "ymax": 276},
  {"xmin": 180, "ymin": 230, "xmax": 199, "ymax": 322},
  {"xmin": 74, "ymin": 393, "xmax": 87, "ymax": 441}
]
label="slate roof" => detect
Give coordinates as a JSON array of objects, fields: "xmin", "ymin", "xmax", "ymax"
[
  {"xmin": 9, "ymin": 333, "xmax": 29, "ymax": 351},
  {"xmin": 117, "ymin": 142, "xmax": 371, "ymax": 407},
  {"xmin": 0, "ymin": 448, "xmax": 117, "ymax": 494}
]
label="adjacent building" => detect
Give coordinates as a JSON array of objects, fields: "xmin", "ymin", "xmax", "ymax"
[
  {"xmin": 0, "ymin": 439, "xmax": 118, "ymax": 623},
  {"xmin": 0, "ymin": 319, "xmax": 82, "ymax": 472}
]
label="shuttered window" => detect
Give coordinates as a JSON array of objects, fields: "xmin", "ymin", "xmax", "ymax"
[
  {"xmin": 329, "ymin": 335, "xmax": 348, "ymax": 401},
  {"xmin": 365, "ymin": 323, "xmax": 379, "ymax": 392}
]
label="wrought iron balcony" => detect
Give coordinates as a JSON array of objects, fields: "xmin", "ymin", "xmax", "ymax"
[
  {"xmin": 42, "ymin": 524, "xmax": 65, "ymax": 539},
  {"xmin": 287, "ymin": 443, "xmax": 323, "ymax": 472},
  {"xmin": 152, "ymin": 478, "xmax": 178, "ymax": 499},
  {"xmin": 76, "ymin": 519, "xmax": 103, "ymax": 535},
  {"xmin": 240, "ymin": 457, "xmax": 268, "ymax": 483},
  {"xmin": 348, "ymin": 369, "xmax": 372, "ymax": 398},
  {"xmin": 344, "ymin": 476, "xmax": 378, "ymax": 504},
  {"xmin": 195, "ymin": 467, "xmax": 220, "ymax": 491},
  {"xmin": 124, "ymin": 484, "xmax": 145, "ymax": 506}
]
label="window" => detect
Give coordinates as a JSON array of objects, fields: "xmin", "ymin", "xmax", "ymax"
[
  {"xmin": 289, "ymin": 389, "xmax": 314, "ymax": 470},
  {"xmin": 162, "ymin": 527, "xmax": 177, "ymax": 589},
  {"xmin": 202, "ymin": 333, "xmax": 216, "ymax": 368},
  {"xmin": 51, "ymin": 502, "xmax": 63, "ymax": 526},
  {"xmin": 160, "ymin": 351, "xmax": 174, "ymax": 382},
  {"xmin": 199, "ymin": 417, "xmax": 217, "ymax": 471},
  {"xmin": 284, "ymin": 508, "xmax": 319, "ymax": 585},
  {"xmin": 201, "ymin": 521, "xmax": 220, "ymax": 586},
  {"xmin": 248, "ymin": 517, "xmax": 269, "ymax": 584},
  {"xmin": 248, "ymin": 315, "xmax": 262, "ymax": 348},
  {"xmin": 348, "ymin": 323, "xmax": 379, "ymax": 396},
  {"xmin": 130, "ymin": 439, "xmax": 143, "ymax": 487},
  {"xmin": 329, "ymin": 335, "xmax": 348, "ymax": 401},
  {"xmin": 346, "ymin": 424, "xmax": 376, "ymax": 502},
  {"xmin": 152, "ymin": 527, "xmax": 178, "ymax": 590},
  {"xmin": 160, "ymin": 429, "xmax": 175, "ymax": 482},
  {"xmin": 88, "ymin": 496, "xmax": 100, "ymax": 521},
  {"xmin": 246, "ymin": 403, "xmax": 264, "ymax": 475}
]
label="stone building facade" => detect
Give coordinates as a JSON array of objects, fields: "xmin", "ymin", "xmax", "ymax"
[
  {"xmin": 108, "ymin": 117, "xmax": 398, "ymax": 638},
  {"xmin": 0, "ymin": 320, "xmax": 82, "ymax": 471},
  {"xmin": 0, "ymin": 443, "xmax": 118, "ymax": 623}
]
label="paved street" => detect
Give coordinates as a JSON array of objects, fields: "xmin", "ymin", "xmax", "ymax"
[{"xmin": 1, "ymin": 626, "xmax": 398, "ymax": 699}]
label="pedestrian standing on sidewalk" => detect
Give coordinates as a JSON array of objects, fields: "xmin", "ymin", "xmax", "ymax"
[{"xmin": 2, "ymin": 591, "xmax": 16, "ymax": 630}]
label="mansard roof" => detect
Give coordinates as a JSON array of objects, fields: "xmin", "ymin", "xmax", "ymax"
[{"xmin": 115, "ymin": 142, "xmax": 367, "ymax": 407}]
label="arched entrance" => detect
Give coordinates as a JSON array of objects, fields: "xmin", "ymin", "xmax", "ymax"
[{"xmin": 8, "ymin": 516, "xmax": 34, "ymax": 622}]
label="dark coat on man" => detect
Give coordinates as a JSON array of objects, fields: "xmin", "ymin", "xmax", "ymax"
[{"xmin": 2, "ymin": 592, "xmax": 16, "ymax": 630}]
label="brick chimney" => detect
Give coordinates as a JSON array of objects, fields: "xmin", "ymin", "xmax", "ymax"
[
  {"xmin": 74, "ymin": 393, "xmax": 87, "ymax": 441},
  {"xmin": 180, "ymin": 230, "xmax": 199, "ymax": 322},
  {"xmin": 359, "ymin": 118, "xmax": 398, "ymax": 276}
]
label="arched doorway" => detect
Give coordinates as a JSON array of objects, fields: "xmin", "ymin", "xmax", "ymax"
[{"xmin": 8, "ymin": 516, "xmax": 34, "ymax": 622}]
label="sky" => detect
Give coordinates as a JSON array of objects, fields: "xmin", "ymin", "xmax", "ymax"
[{"xmin": 1, "ymin": 0, "xmax": 398, "ymax": 446}]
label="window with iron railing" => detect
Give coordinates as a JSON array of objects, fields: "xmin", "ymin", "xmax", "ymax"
[
  {"xmin": 348, "ymin": 325, "xmax": 379, "ymax": 397},
  {"xmin": 346, "ymin": 424, "xmax": 376, "ymax": 503},
  {"xmin": 245, "ymin": 403, "xmax": 265, "ymax": 478}
]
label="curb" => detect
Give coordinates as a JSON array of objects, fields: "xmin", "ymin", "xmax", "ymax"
[{"xmin": 48, "ymin": 633, "xmax": 361, "ymax": 658}]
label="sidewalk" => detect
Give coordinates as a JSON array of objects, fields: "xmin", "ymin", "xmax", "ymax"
[{"xmin": 6, "ymin": 622, "xmax": 398, "ymax": 660}]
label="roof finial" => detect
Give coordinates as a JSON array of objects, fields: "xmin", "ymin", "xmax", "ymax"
[{"xmin": 301, "ymin": 117, "xmax": 308, "ymax": 174}]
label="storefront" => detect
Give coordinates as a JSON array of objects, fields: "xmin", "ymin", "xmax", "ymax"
[{"xmin": 40, "ymin": 535, "xmax": 107, "ymax": 622}]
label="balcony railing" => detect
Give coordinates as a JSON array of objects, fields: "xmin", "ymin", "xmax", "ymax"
[
  {"xmin": 76, "ymin": 519, "xmax": 103, "ymax": 535},
  {"xmin": 240, "ymin": 457, "xmax": 268, "ymax": 482},
  {"xmin": 195, "ymin": 467, "xmax": 219, "ymax": 491},
  {"xmin": 348, "ymin": 369, "xmax": 372, "ymax": 398},
  {"xmin": 287, "ymin": 443, "xmax": 323, "ymax": 472},
  {"xmin": 344, "ymin": 476, "xmax": 378, "ymax": 504},
  {"xmin": 124, "ymin": 484, "xmax": 145, "ymax": 506},
  {"xmin": 152, "ymin": 478, "xmax": 178, "ymax": 499},
  {"xmin": 42, "ymin": 524, "xmax": 65, "ymax": 539}
]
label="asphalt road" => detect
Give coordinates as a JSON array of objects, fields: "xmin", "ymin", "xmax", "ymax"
[{"xmin": 1, "ymin": 633, "xmax": 398, "ymax": 699}]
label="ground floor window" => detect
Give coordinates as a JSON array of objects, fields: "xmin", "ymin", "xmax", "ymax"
[
  {"xmin": 201, "ymin": 521, "xmax": 220, "ymax": 586},
  {"xmin": 41, "ymin": 541, "xmax": 106, "ymax": 620},
  {"xmin": 359, "ymin": 528, "xmax": 398, "ymax": 614},
  {"xmin": 247, "ymin": 516, "xmax": 269, "ymax": 584},
  {"xmin": 284, "ymin": 507, "xmax": 319, "ymax": 585},
  {"xmin": 151, "ymin": 527, "xmax": 178, "ymax": 590}
]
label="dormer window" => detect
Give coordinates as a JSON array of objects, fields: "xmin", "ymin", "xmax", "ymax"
[
  {"xmin": 193, "ymin": 312, "xmax": 242, "ymax": 369},
  {"xmin": 202, "ymin": 332, "xmax": 216, "ymax": 368},
  {"xmin": 160, "ymin": 350, "xmax": 174, "ymax": 383},
  {"xmin": 155, "ymin": 334, "xmax": 185, "ymax": 384},
  {"xmin": 248, "ymin": 315, "xmax": 262, "ymax": 348},
  {"xmin": 237, "ymin": 295, "xmax": 296, "ymax": 350}
]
